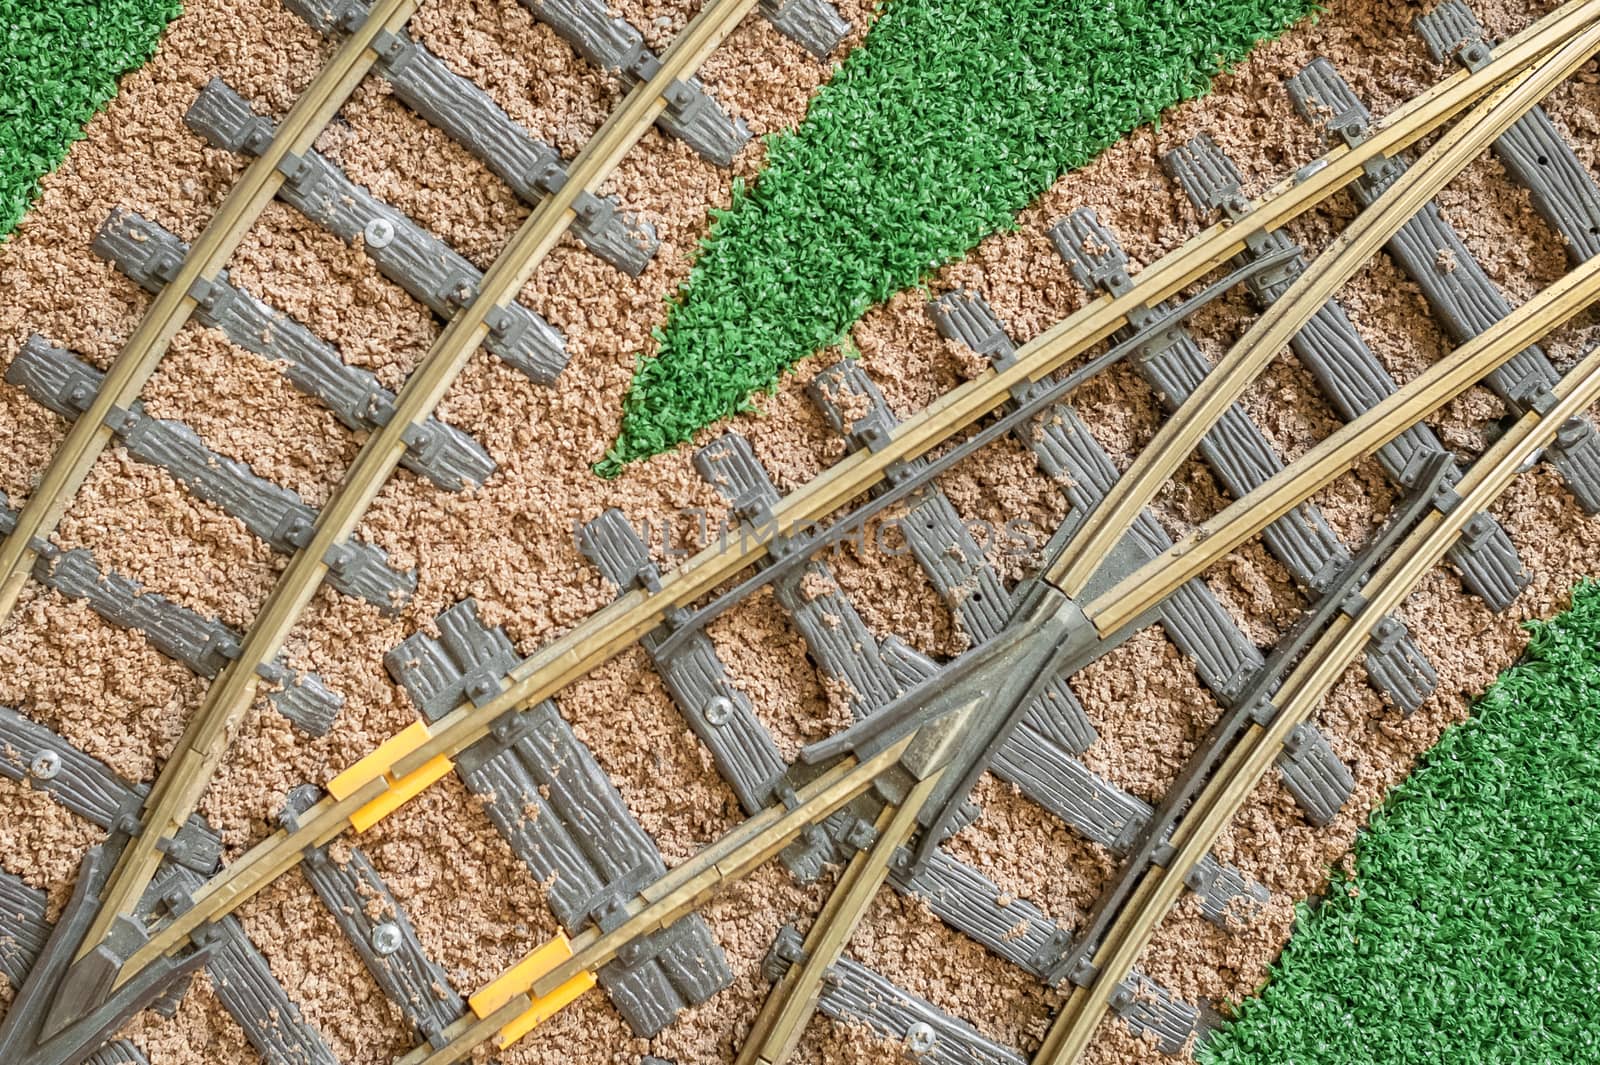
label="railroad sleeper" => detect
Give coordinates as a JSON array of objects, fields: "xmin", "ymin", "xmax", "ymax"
[
  {"xmin": 281, "ymin": 786, "xmax": 467, "ymax": 1049},
  {"xmin": 1164, "ymin": 132, "xmax": 1529, "ymax": 618},
  {"xmin": 186, "ymin": 78, "xmax": 568, "ymax": 386},
  {"xmin": 91, "ymin": 209, "xmax": 494, "ymax": 493},
  {"xmin": 281, "ymin": 0, "xmax": 661, "ymax": 275},
  {"xmin": 9, "ymin": 336, "xmax": 414, "ymax": 614},
  {"xmin": 0, "ymin": 499, "xmax": 341, "ymax": 736}
]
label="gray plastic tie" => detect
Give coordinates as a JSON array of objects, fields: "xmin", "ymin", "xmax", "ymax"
[{"xmin": 92, "ymin": 208, "xmax": 495, "ymax": 490}]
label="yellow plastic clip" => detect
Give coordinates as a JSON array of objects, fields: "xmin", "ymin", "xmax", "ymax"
[
  {"xmin": 469, "ymin": 934, "xmax": 596, "ymax": 1047},
  {"xmin": 327, "ymin": 721, "xmax": 454, "ymax": 832}
]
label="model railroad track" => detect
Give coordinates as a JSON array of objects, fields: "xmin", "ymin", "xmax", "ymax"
[
  {"xmin": 4, "ymin": 0, "xmax": 1600, "ymax": 1061},
  {"xmin": 0, "ymin": 0, "xmax": 853, "ymax": 1058}
]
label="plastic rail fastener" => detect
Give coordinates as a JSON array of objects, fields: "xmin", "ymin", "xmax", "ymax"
[
  {"xmin": 468, "ymin": 933, "xmax": 596, "ymax": 1047},
  {"xmin": 985, "ymin": 716, "xmax": 1271, "ymax": 929},
  {"xmin": 506, "ymin": 0, "xmax": 751, "ymax": 164},
  {"xmin": 576, "ymin": 510, "xmax": 788, "ymax": 814},
  {"xmin": 91, "ymin": 209, "xmax": 493, "ymax": 492},
  {"xmin": 925, "ymin": 290, "xmax": 1265, "ymax": 706},
  {"xmin": 1049, "ymin": 209, "xmax": 1351, "ymax": 593},
  {"xmin": 0, "ymin": 706, "xmax": 222, "ymax": 874},
  {"xmin": 185, "ymin": 78, "xmax": 568, "ymax": 385},
  {"xmin": 1163, "ymin": 132, "xmax": 1529, "ymax": 619},
  {"xmin": 384, "ymin": 599, "xmax": 520, "ymax": 723},
  {"xmin": 281, "ymin": 786, "xmax": 465, "ymax": 1048},
  {"xmin": 280, "ymin": 1, "xmax": 660, "ymax": 276},
  {"xmin": 454, "ymin": 700, "xmax": 732, "ymax": 1036},
  {"xmin": 326, "ymin": 721, "xmax": 454, "ymax": 833},
  {"xmin": 806, "ymin": 359, "xmax": 1099, "ymax": 758},
  {"xmin": 1416, "ymin": 0, "xmax": 1600, "ymax": 263},
  {"xmin": 1285, "ymin": 57, "xmax": 1600, "ymax": 514},
  {"xmin": 10, "ymin": 336, "xmax": 415, "ymax": 613}
]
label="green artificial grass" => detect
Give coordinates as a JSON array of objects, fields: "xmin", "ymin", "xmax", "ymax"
[
  {"xmin": 0, "ymin": 0, "xmax": 179, "ymax": 238},
  {"xmin": 598, "ymin": 0, "xmax": 1317, "ymax": 475},
  {"xmin": 1203, "ymin": 579, "xmax": 1600, "ymax": 1065}
]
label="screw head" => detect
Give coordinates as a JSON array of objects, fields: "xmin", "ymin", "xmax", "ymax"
[
  {"xmin": 371, "ymin": 922, "xmax": 402, "ymax": 956},
  {"xmin": 29, "ymin": 750, "xmax": 61, "ymax": 781},
  {"xmin": 704, "ymin": 695, "xmax": 734, "ymax": 726},
  {"xmin": 363, "ymin": 218, "xmax": 396, "ymax": 250},
  {"xmin": 904, "ymin": 1022, "xmax": 937, "ymax": 1056}
]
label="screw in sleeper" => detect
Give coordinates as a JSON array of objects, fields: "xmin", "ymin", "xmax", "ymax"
[
  {"xmin": 363, "ymin": 217, "xmax": 396, "ymax": 250},
  {"xmin": 704, "ymin": 695, "xmax": 733, "ymax": 727},
  {"xmin": 904, "ymin": 1021, "xmax": 938, "ymax": 1056},
  {"xmin": 370, "ymin": 922, "xmax": 402, "ymax": 957},
  {"xmin": 29, "ymin": 750, "xmax": 62, "ymax": 781}
]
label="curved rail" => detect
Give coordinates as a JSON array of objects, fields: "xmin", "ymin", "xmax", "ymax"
[
  {"xmin": 734, "ymin": 769, "xmax": 950, "ymax": 1065},
  {"xmin": 0, "ymin": 0, "xmax": 419, "ymax": 625},
  {"xmin": 1045, "ymin": 7, "xmax": 1600, "ymax": 598},
  {"xmin": 401, "ymin": 731, "xmax": 927, "ymax": 1064},
  {"xmin": 87, "ymin": 0, "xmax": 1600, "ymax": 1016},
  {"xmin": 84, "ymin": 0, "xmax": 764, "ymax": 948},
  {"xmin": 1031, "ymin": 331, "xmax": 1600, "ymax": 1065},
  {"xmin": 799, "ymin": 239, "xmax": 1600, "ymax": 820}
]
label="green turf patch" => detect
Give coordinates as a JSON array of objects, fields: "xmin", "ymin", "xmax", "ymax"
[
  {"xmin": 1203, "ymin": 580, "xmax": 1600, "ymax": 1065},
  {"xmin": 0, "ymin": 0, "xmax": 179, "ymax": 239},
  {"xmin": 598, "ymin": 0, "xmax": 1317, "ymax": 475}
]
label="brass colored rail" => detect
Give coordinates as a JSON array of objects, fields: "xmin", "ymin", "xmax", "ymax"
[
  {"xmin": 1031, "ymin": 333, "xmax": 1600, "ymax": 1065},
  {"xmin": 85, "ymin": 0, "xmax": 763, "ymax": 951},
  {"xmin": 1046, "ymin": 11, "xmax": 1600, "ymax": 597},
  {"xmin": 0, "ymin": 0, "xmax": 419, "ymax": 625},
  {"xmin": 93, "ymin": 0, "xmax": 1600, "ymax": 1015},
  {"xmin": 735, "ymin": 771, "xmax": 947, "ymax": 1065}
]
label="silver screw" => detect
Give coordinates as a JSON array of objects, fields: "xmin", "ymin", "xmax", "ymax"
[
  {"xmin": 905, "ymin": 1022, "xmax": 937, "ymax": 1056},
  {"xmin": 29, "ymin": 750, "xmax": 61, "ymax": 781},
  {"xmin": 704, "ymin": 695, "xmax": 734, "ymax": 726},
  {"xmin": 371, "ymin": 922, "xmax": 402, "ymax": 956},
  {"xmin": 363, "ymin": 218, "xmax": 396, "ymax": 250}
]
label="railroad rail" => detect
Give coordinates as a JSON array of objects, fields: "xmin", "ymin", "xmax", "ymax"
[
  {"xmin": 1028, "ymin": 291, "xmax": 1600, "ymax": 1065},
  {"xmin": 77, "ymin": 0, "xmax": 768, "ymax": 958},
  {"xmin": 0, "ymin": 0, "xmax": 419, "ymax": 625},
  {"xmin": 5, "ymin": 0, "xmax": 1600, "ymax": 1060}
]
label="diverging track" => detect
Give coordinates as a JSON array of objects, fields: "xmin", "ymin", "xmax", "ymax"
[{"xmin": 11, "ymin": 0, "xmax": 1600, "ymax": 1059}]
